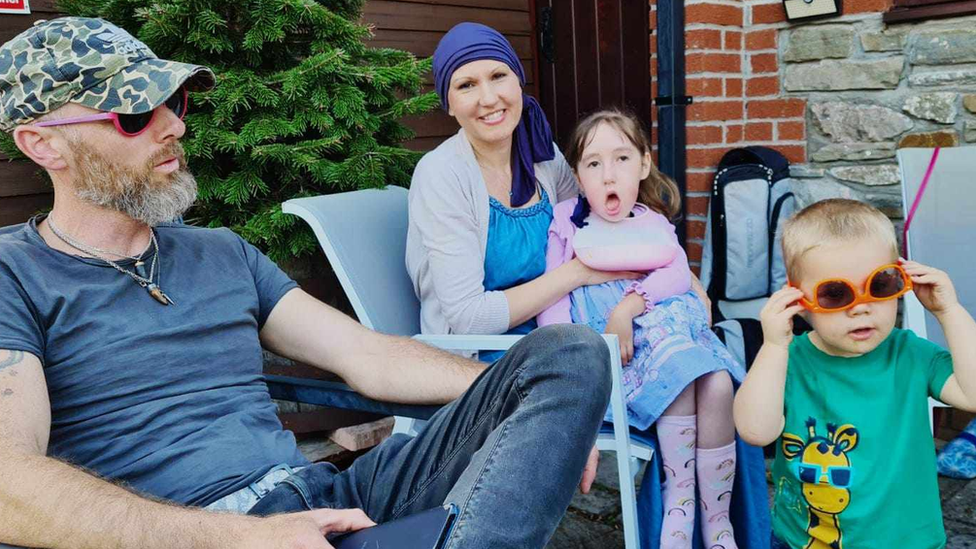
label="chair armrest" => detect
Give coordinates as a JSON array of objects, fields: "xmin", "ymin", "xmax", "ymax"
[
  {"xmin": 265, "ymin": 375, "xmax": 439, "ymax": 420},
  {"xmin": 412, "ymin": 334, "xmax": 523, "ymax": 351},
  {"xmin": 414, "ymin": 334, "xmax": 621, "ymax": 359}
]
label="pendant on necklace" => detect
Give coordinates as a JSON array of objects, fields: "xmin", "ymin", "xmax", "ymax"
[{"xmin": 147, "ymin": 283, "xmax": 173, "ymax": 306}]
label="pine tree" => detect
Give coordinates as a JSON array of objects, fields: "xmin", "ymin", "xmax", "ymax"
[{"xmin": 55, "ymin": 0, "xmax": 438, "ymax": 261}]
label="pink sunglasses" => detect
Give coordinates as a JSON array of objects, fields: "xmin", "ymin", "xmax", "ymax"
[{"xmin": 34, "ymin": 88, "xmax": 188, "ymax": 137}]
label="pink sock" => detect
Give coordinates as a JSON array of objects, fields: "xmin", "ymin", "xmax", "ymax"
[
  {"xmin": 657, "ymin": 415, "xmax": 697, "ymax": 549},
  {"xmin": 697, "ymin": 442, "xmax": 738, "ymax": 549}
]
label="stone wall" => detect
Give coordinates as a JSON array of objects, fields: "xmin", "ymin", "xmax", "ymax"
[{"xmin": 781, "ymin": 14, "xmax": 976, "ymax": 220}]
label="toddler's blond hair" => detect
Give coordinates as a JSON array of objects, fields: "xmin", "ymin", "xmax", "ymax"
[{"xmin": 782, "ymin": 198, "xmax": 898, "ymax": 281}]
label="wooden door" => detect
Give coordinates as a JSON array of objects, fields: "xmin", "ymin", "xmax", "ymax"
[{"xmin": 533, "ymin": 0, "xmax": 651, "ymax": 149}]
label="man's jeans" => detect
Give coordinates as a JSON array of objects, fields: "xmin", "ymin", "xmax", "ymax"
[{"xmin": 248, "ymin": 324, "xmax": 612, "ymax": 549}]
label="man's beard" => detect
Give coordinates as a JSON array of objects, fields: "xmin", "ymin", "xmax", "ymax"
[{"xmin": 69, "ymin": 139, "xmax": 197, "ymax": 227}]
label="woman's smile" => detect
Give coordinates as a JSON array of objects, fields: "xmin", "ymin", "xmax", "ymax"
[{"xmin": 479, "ymin": 109, "xmax": 507, "ymax": 125}]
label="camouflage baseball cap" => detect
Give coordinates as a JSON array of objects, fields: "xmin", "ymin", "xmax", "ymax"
[{"xmin": 0, "ymin": 16, "xmax": 215, "ymax": 132}]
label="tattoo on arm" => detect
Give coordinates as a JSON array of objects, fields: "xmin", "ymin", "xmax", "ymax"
[{"xmin": 0, "ymin": 350, "xmax": 24, "ymax": 372}]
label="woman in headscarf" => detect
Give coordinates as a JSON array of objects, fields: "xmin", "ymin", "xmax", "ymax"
[{"xmin": 406, "ymin": 22, "xmax": 639, "ymax": 364}]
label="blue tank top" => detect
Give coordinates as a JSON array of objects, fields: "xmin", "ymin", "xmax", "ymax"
[{"xmin": 480, "ymin": 188, "xmax": 552, "ymax": 362}]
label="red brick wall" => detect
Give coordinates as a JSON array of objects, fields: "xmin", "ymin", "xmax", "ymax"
[{"xmin": 650, "ymin": 0, "xmax": 894, "ymax": 270}]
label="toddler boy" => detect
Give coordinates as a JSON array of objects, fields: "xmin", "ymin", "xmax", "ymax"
[{"xmin": 734, "ymin": 198, "xmax": 976, "ymax": 549}]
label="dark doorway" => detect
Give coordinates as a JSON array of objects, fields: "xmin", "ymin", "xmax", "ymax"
[{"xmin": 532, "ymin": 0, "xmax": 652, "ymax": 149}]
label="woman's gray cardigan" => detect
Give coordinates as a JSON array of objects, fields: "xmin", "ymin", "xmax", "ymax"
[{"xmin": 406, "ymin": 128, "xmax": 578, "ymax": 336}]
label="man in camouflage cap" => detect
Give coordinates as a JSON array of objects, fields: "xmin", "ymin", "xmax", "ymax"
[{"xmin": 0, "ymin": 16, "xmax": 612, "ymax": 549}]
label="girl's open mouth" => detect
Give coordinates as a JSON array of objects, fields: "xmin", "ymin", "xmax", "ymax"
[{"xmin": 605, "ymin": 193, "xmax": 620, "ymax": 214}]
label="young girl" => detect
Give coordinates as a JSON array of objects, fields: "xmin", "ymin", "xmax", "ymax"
[{"xmin": 538, "ymin": 110, "xmax": 746, "ymax": 549}]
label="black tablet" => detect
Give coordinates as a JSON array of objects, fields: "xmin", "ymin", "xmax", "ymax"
[{"xmin": 331, "ymin": 504, "xmax": 459, "ymax": 549}]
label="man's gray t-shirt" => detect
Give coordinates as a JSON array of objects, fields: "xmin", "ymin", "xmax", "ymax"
[{"xmin": 0, "ymin": 218, "xmax": 310, "ymax": 506}]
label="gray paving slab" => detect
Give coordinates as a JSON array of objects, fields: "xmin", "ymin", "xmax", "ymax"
[
  {"xmin": 548, "ymin": 511, "xmax": 624, "ymax": 549},
  {"xmin": 948, "ymin": 533, "xmax": 976, "ymax": 549},
  {"xmin": 945, "ymin": 477, "xmax": 976, "ymax": 526},
  {"xmin": 944, "ymin": 476, "xmax": 972, "ymax": 504},
  {"xmin": 569, "ymin": 485, "xmax": 621, "ymax": 518},
  {"xmin": 593, "ymin": 451, "xmax": 646, "ymax": 490},
  {"xmin": 948, "ymin": 518, "xmax": 976, "ymax": 537}
]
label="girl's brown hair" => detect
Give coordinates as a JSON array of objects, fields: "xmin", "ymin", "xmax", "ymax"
[{"xmin": 563, "ymin": 109, "xmax": 682, "ymax": 220}]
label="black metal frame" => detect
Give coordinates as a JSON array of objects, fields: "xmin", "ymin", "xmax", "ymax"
[
  {"xmin": 266, "ymin": 375, "xmax": 439, "ymax": 421},
  {"xmin": 655, "ymin": 1, "xmax": 690, "ymax": 245}
]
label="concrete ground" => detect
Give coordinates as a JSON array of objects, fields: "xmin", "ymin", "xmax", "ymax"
[{"xmin": 547, "ymin": 448, "xmax": 976, "ymax": 548}]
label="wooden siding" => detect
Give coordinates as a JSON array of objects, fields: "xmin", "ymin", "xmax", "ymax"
[
  {"xmin": 362, "ymin": 0, "xmax": 535, "ymax": 151},
  {"xmin": 0, "ymin": 0, "xmax": 59, "ymax": 45},
  {"xmin": 0, "ymin": 155, "xmax": 51, "ymax": 219},
  {"xmin": 0, "ymin": 0, "xmax": 59, "ymax": 227}
]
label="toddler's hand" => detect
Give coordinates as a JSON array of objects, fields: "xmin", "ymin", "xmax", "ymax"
[
  {"xmin": 761, "ymin": 286, "xmax": 805, "ymax": 349},
  {"xmin": 901, "ymin": 259, "xmax": 959, "ymax": 315},
  {"xmin": 605, "ymin": 311, "xmax": 635, "ymax": 365}
]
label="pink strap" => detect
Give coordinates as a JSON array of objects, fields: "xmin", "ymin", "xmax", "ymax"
[
  {"xmin": 34, "ymin": 112, "xmax": 115, "ymax": 127},
  {"xmin": 902, "ymin": 147, "xmax": 940, "ymax": 257}
]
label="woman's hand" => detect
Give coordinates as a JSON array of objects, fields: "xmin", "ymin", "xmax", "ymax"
[
  {"xmin": 760, "ymin": 286, "xmax": 805, "ymax": 349},
  {"xmin": 571, "ymin": 257, "xmax": 643, "ymax": 287}
]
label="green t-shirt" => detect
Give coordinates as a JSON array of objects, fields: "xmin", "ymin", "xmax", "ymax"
[{"xmin": 772, "ymin": 328, "xmax": 953, "ymax": 549}]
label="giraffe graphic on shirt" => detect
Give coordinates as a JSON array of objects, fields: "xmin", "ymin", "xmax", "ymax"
[{"xmin": 782, "ymin": 417, "xmax": 859, "ymax": 549}]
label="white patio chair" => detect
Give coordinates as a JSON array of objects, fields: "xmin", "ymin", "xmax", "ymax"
[
  {"xmin": 896, "ymin": 146, "xmax": 976, "ymax": 434},
  {"xmin": 283, "ymin": 186, "xmax": 653, "ymax": 549}
]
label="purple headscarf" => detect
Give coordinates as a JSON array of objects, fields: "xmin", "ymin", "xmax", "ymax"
[{"xmin": 433, "ymin": 22, "xmax": 555, "ymax": 208}]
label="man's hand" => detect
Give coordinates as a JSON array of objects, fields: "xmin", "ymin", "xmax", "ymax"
[
  {"xmin": 579, "ymin": 445, "xmax": 600, "ymax": 494},
  {"xmin": 760, "ymin": 286, "xmax": 805, "ymax": 349},
  {"xmin": 244, "ymin": 509, "xmax": 376, "ymax": 549},
  {"xmin": 901, "ymin": 259, "xmax": 959, "ymax": 316}
]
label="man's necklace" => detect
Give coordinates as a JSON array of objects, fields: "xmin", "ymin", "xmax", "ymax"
[{"xmin": 46, "ymin": 217, "xmax": 175, "ymax": 306}]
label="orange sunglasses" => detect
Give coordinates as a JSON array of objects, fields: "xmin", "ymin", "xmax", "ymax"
[{"xmin": 792, "ymin": 263, "xmax": 913, "ymax": 313}]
